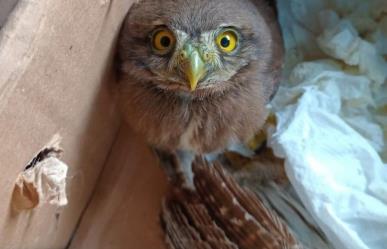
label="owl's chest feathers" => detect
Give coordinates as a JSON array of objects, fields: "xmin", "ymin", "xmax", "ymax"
[
  {"xmin": 129, "ymin": 84, "xmax": 267, "ymax": 154},
  {"xmin": 155, "ymin": 94, "xmax": 226, "ymax": 152},
  {"xmin": 178, "ymin": 115, "xmax": 201, "ymax": 151},
  {"xmin": 166, "ymin": 99, "xmax": 238, "ymax": 153}
]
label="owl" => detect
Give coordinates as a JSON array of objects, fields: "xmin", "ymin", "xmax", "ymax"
[{"xmin": 117, "ymin": 0, "xmax": 283, "ymax": 184}]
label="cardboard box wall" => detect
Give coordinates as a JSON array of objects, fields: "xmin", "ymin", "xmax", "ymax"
[{"xmin": 0, "ymin": 0, "xmax": 168, "ymax": 248}]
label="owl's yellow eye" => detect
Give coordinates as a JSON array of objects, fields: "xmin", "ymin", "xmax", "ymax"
[
  {"xmin": 216, "ymin": 29, "xmax": 238, "ymax": 53},
  {"xmin": 152, "ymin": 28, "xmax": 176, "ymax": 54}
]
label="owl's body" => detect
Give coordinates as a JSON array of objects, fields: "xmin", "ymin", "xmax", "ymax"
[{"xmin": 118, "ymin": 0, "xmax": 283, "ymax": 161}]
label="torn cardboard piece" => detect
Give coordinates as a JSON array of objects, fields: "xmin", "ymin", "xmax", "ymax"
[{"xmin": 12, "ymin": 135, "xmax": 68, "ymax": 211}]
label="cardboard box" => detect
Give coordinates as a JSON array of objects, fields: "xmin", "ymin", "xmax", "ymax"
[{"xmin": 0, "ymin": 0, "xmax": 168, "ymax": 248}]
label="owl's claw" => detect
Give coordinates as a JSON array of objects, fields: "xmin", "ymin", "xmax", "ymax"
[{"xmin": 227, "ymin": 143, "xmax": 255, "ymax": 158}]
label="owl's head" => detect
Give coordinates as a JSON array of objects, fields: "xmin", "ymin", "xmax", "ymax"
[{"xmin": 118, "ymin": 0, "xmax": 282, "ymax": 97}]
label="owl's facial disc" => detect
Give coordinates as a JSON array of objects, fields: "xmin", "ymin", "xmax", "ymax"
[{"xmin": 150, "ymin": 27, "xmax": 242, "ymax": 92}]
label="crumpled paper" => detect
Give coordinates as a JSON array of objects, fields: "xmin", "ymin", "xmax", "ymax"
[
  {"xmin": 12, "ymin": 135, "xmax": 68, "ymax": 211},
  {"xmin": 269, "ymin": 1, "xmax": 387, "ymax": 249}
]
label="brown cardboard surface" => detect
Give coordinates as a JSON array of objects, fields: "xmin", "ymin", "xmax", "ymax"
[
  {"xmin": 0, "ymin": 0, "xmax": 135, "ymax": 248},
  {"xmin": 68, "ymin": 126, "xmax": 168, "ymax": 249}
]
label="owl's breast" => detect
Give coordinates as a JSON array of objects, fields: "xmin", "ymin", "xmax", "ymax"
[
  {"xmin": 121, "ymin": 81, "xmax": 268, "ymax": 154},
  {"xmin": 158, "ymin": 97, "xmax": 266, "ymax": 154},
  {"xmin": 178, "ymin": 118, "xmax": 200, "ymax": 151}
]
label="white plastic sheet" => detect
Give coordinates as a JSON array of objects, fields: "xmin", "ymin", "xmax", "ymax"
[{"xmin": 270, "ymin": 1, "xmax": 387, "ymax": 248}]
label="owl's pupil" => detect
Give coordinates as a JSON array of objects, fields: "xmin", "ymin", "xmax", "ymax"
[
  {"xmin": 160, "ymin": 36, "xmax": 171, "ymax": 47},
  {"xmin": 221, "ymin": 37, "xmax": 230, "ymax": 47}
]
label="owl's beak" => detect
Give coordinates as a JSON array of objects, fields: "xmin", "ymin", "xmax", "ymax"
[{"xmin": 181, "ymin": 48, "xmax": 207, "ymax": 91}]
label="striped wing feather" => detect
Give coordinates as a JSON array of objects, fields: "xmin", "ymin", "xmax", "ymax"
[{"xmin": 162, "ymin": 158, "xmax": 304, "ymax": 249}]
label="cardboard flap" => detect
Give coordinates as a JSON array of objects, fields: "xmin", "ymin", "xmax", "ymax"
[{"xmin": 0, "ymin": 0, "xmax": 134, "ymax": 248}]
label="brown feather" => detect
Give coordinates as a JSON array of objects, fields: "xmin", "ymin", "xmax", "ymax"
[
  {"xmin": 161, "ymin": 159, "xmax": 304, "ymax": 249},
  {"xmin": 162, "ymin": 189, "xmax": 238, "ymax": 249}
]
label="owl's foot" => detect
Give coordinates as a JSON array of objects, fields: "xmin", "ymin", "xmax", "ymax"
[
  {"xmin": 175, "ymin": 150, "xmax": 196, "ymax": 189},
  {"xmin": 153, "ymin": 148, "xmax": 196, "ymax": 189},
  {"xmin": 227, "ymin": 143, "xmax": 255, "ymax": 158},
  {"xmin": 153, "ymin": 148, "xmax": 185, "ymax": 187}
]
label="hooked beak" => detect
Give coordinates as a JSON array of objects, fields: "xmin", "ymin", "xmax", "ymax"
[{"xmin": 181, "ymin": 47, "xmax": 207, "ymax": 91}]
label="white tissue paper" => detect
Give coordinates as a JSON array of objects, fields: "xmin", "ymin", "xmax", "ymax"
[{"xmin": 270, "ymin": 1, "xmax": 387, "ymax": 249}]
